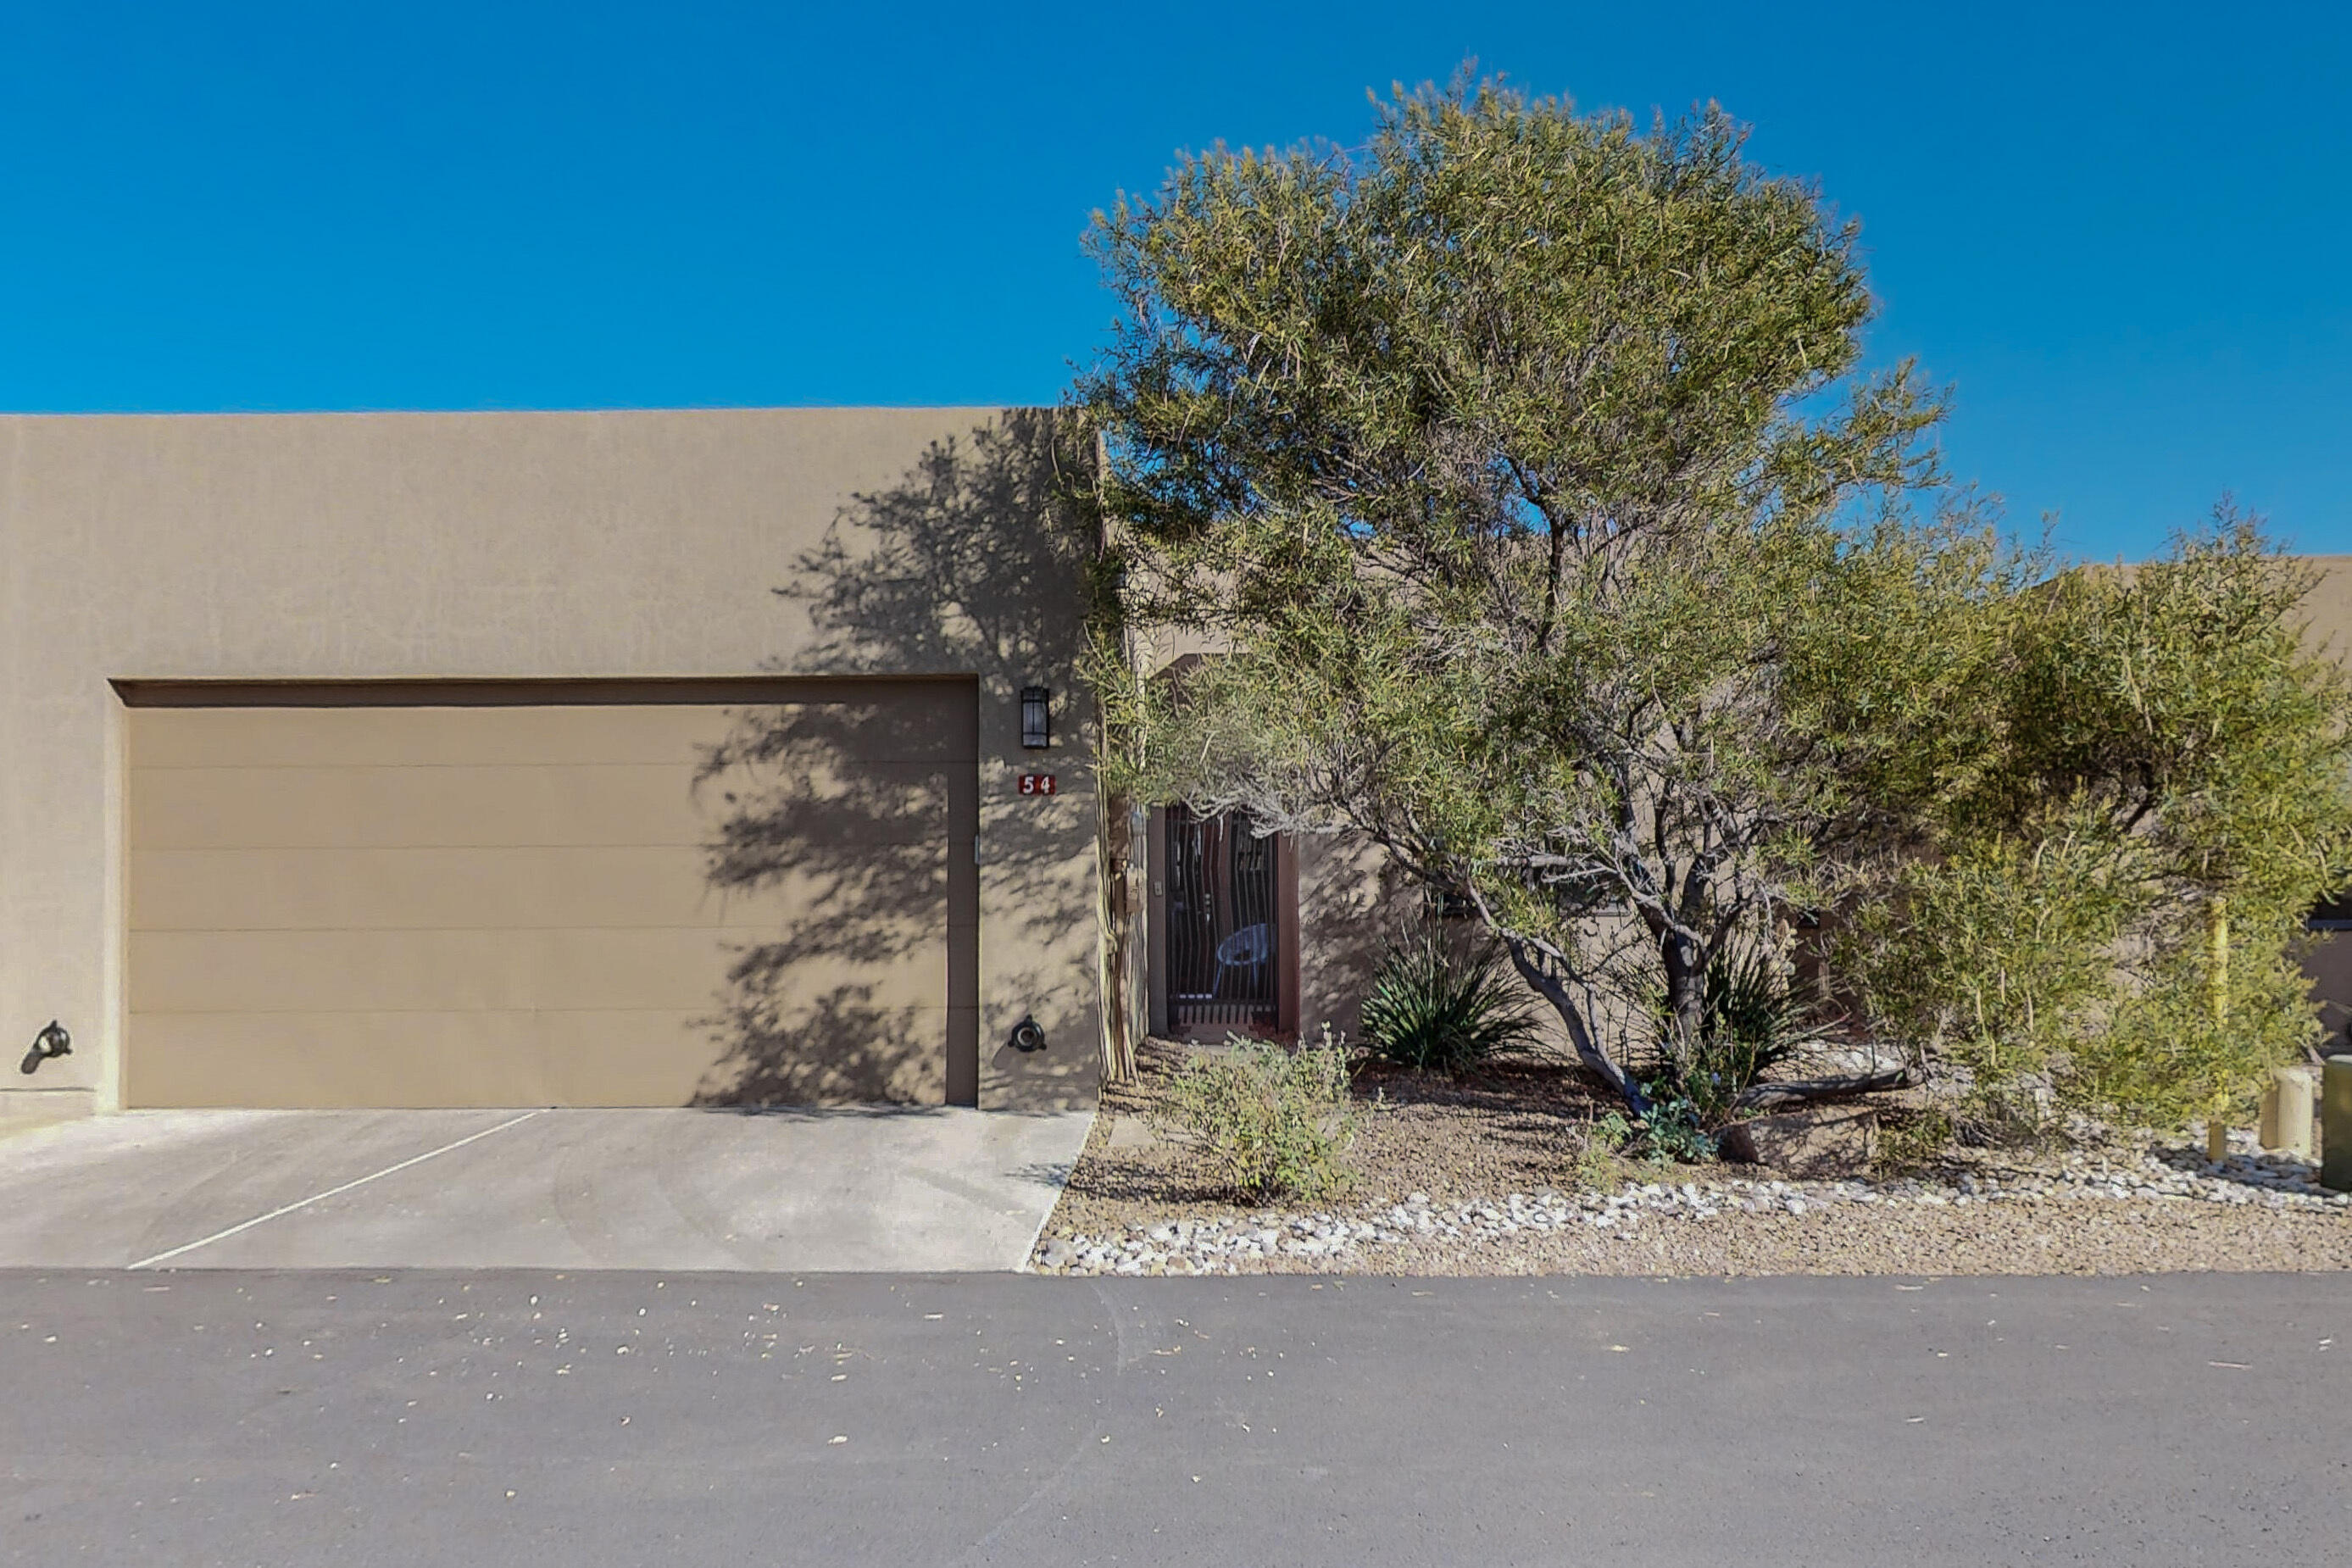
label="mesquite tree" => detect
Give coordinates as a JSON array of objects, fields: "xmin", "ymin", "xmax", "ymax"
[{"xmin": 1079, "ymin": 77, "xmax": 1966, "ymax": 1110}]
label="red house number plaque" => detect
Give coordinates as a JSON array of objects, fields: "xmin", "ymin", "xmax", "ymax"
[{"xmin": 1018, "ymin": 774, "xmax": 1059, "ymax": 796}]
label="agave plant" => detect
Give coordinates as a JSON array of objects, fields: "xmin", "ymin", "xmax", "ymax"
[{"xmin": 1360, "ymin": 936, "xmax": 1537, "ymax": 1072}]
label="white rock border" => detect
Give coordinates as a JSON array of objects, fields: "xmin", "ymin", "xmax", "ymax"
[{"xmin": 1031, "ymin": 1136, "xmax": 2348, "ymax": 1276}]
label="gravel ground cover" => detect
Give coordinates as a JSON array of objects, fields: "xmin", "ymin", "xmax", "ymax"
[{"xmin": 1034, "ymin": 1040, "xmax": 2351, "ymax": 1278}]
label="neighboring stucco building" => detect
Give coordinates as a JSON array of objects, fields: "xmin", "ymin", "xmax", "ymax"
[
  {"xmin": 0, "ymin": 407, "xmax": 1104, "ymax": 1126},
  {"xmin": 2294, "ymin": 556, "xmax": 2352, "ymax": 1048}
]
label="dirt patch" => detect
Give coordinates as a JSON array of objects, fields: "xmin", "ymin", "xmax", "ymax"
[{"xmin": 1348, "ymin": 1196, "xmax": 2352, "ymax": 1278}]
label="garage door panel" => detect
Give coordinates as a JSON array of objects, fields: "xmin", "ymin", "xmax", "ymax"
[
  {"xmin": 131, "ymin": 928, "xmax": 949, "ymax": 1015},
  {"xmin": 130, "ymin": 1011, "xmax": 564, "ymax": 1109},
  {"xmin": 130, "ymin": 765, "xmax": 714, "ymax": 851},
  {"xmin": 567, "ymin": 1004, "xmax": 948, "ymax": 1105},
  {"xmin": 126, "ymin": 1007, "xmax": 952, "ymax": 1109},
  {"xmin": 130, "ymin": 759, "xmax": 959, "ymax": 851},
  {"xmin": 693, "ymin": 701, "xmax": 974, "ymax": 767},
  {"xmin": 130, "ymin": 842, "xmax": 948, "ymax": 933},
  {"xmin": 126, "ymin": 688, "xmax": 976, "ymax": 1109},
  {"xmin": 131, "ymin": 697, "xmax": 971, "ymax": 770}
]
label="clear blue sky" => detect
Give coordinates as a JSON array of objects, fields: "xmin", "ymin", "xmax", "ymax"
[{"xmin": 2, "ymin": 3, "xmax": 2344, "ymax": 561}]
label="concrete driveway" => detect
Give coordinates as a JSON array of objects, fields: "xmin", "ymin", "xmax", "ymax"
[{"xmin": 0, "ymin": 1107, "xmax": 1093, "ymax": 1271}]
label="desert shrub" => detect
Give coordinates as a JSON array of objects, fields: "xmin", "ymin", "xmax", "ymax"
[
  {"xmin": 1156, "ymin": 1037, "xmax": 1365, "ymax": 1204},
  {"xmin": 1359, "ymin": 936, "xmax": 1538, "ymax": 1071},
  {"xmin": 1631, "ymin": 1089, "xmax": 1719, "ymax": 1163},
  {"xmin": 1647, "ymin": 946, "xmax": 1821, "ymax": 1126},
  {"xmin": 1874, "ymin": 1104, "xmax": 1957, "ymax": 1176},
  {"xmin": 1841, "ymin": 524, "xmax": 2352, "ymax": 1136},
  {"xmin": 2086, "ymin": 937, "xmax": 2323, "ymax": 1129},
  {"xmin": 1593, "ymin": 1098, "xmax": 1717, "ymax": 1166},
  {"xmin": 1571, "ymin": 1129, "xmax": 1629, "ymax": 1193}
]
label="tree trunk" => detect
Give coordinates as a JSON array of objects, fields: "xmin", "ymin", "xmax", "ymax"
[
  {"xmin": 1498, "ymin": 936, "xmax": 1651, "ymax": 1116},
  {"xmin": 1095, "ymin": 791, "xmax": 1142, "ymax": 1086},
  {"xmin": 1658, "ymin": 928, "xmax": 1706, "ymax": 1071},
  {"xmin": 1736, "ymin": 1064, "xmax": 1919, "ymax": 1110}
]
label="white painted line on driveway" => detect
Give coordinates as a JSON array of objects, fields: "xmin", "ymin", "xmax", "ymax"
[{"xmin": 126, "ymin": 1110, "xmax": 544, "ymax": 1271}]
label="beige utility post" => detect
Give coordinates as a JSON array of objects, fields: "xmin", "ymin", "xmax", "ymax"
[
  {"xmin": 2259, "ymin": 1066, "xmax": 2316, "ymax": 1159},
  {"xmin": 2206, "ymin": 897, "xmax": 2232, "ymax": 1165},
  {"xmin": 2323, "ymin": 1057, "xmax": 2352, "ymax": 1193}
]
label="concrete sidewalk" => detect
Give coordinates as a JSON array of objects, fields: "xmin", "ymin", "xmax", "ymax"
[{"xmin": 0, "ymin": 1106, "xmax": 1092, "ymax": 1271}]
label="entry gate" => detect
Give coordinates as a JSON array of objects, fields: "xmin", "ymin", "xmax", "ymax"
[{"xmin": 1165, "ymin": 805, "xmax": 1280, "ymax": 1035}]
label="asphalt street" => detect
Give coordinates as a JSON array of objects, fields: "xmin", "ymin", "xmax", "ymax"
[{"xmin": 3, "ymin": 1270, "xmax": 2343, "ymax": 1566}]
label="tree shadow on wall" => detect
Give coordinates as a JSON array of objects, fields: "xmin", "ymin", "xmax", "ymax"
[
  {"xmin": 687, "ymin": 692, "xmax": 960, "ymax": 1104},
  {"xmin": 692, "ymin": 410, "xmax": 1104, "ymax": 1104},
  {"xmin": 787, "ymin": 408, "xmax": 1101, "ymax": 681}
]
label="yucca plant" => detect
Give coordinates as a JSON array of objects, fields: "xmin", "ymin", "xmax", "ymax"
[
  {"xmin": 1360, "ymin": 936, "xmax": 1537, "ymax": 1071},
  {"xmin": 1648, "ymin": 944, "xmax": 1825, "ymax": 1126}
]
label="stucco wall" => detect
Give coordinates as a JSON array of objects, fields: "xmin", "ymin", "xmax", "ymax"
[
  {"xmin": 2293, "ymin": 559, "xmax": 2352, "ymax": 1039},
  {"xmin": 0, "ymin": 407, "xmax": 1101, "ymax": 1118},
  {"xmin": 1295, "ymin": 833, "xmax": 1415, "ymax": 1043}
]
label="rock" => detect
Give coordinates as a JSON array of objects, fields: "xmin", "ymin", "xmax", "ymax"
[
  {"xmin": 1037, "ymin": 1125, "xmax": 2351, "ymax": 1276},
  {"xmin": 1720, "ymin": 1106, "xmax": 1879, "ymax": 1178}
]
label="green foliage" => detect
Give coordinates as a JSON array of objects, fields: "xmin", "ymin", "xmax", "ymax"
[
  {"xmin": 1155, "ymin": 1038, "xmax": 1365, "ymax": 1204},
  {"xmin": 1628, "ymin": 1089, "xmax": 1720, "ymax": 1163},
  {"xmin": 1572, "ymin": 1127, "xmax": 1631, "ymax": 1193},
  {"xmin": 1846, "ymin": 821, "xmax": 2135, "ymax": 1096},
  {"xmin": 1080, "ymin": 70, "xmax": 1950, "ymax": 1110},
  {"xmin": 1840, "ymin": 516, "xmax": 2352, "ymax": 1130},
  {"xmin": 1591, "ymin": 1101, "xmax": 1715, "ymax": 1165},
  {"xmin": 1080, "ymin": 69, "xmax": 2352, "ymax": 1138},
  {"xmin": 2087, "ymin": 935, "xmax": 2326, "ymax": 1128},
  {"xmin": 1646, "ymin": 945, "xmax": 1822, "ymax": 1126},
  {"xmin": 1589, "ymin": 1110, "xmax": 1634, "ymax": 1154},
  {"xmin": 1360, "ymin": 936, "xmax": 1538, "ymax": 1071},
  {"xmin": 1872, "ymin": 1105, "xmax": 1957, "ymax": 1176}
]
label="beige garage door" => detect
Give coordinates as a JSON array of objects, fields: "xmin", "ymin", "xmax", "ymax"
[{"xmin": 125, "ymin": 680, "xmax": 979, "ymax": 1109}]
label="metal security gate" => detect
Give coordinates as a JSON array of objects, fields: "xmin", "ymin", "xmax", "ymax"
[{"xmin": 1165, "ymin": 805, "xmax": 1280, "ymax": 1034}]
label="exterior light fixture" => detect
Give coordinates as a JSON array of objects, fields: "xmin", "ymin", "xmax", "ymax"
[
  {"xmin": 19, "ymin": 1019, "xmax": 70, "ymax": 1076},
  {"xmin": 1020, "ymin": 685, "xmax": 1051, "ymax": 749}
]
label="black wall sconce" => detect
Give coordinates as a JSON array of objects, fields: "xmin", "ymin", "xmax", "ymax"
[
  {"xmin": 19, "ymin": 1020, "xmax": 70, "ymax": 1076},
  {"xmin": 1008, "ymin": 1015, "xmax": 1048, "ymax": 1054},
  {"xmin": 1020, "ymin": 685, "xmax": 1051, "ymax": 749}
]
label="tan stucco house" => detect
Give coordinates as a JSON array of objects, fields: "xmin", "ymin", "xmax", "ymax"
[{"xmin": 6, "ymin": 406, "xmax": 2344, "ymax": 1132}]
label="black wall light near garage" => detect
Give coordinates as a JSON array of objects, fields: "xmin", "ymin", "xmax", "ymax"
[
  {"xmin": 1020, "ymin": 685, "xmax": 1051, "ymax": 749},
  {"xmin": 19, "ymin": 1020, "xmax": 70, "ymax": 1075}
]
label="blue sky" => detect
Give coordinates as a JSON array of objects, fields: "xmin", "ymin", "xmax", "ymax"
[{"xmin": 1, "ymin": 3, "xmax": 2344, "ymax": 560}]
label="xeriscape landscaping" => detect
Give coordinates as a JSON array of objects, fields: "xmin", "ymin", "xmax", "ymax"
[{"xmin": 1032, "ymin": 1043, "xmax": 2349, "ymax": 1278}]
